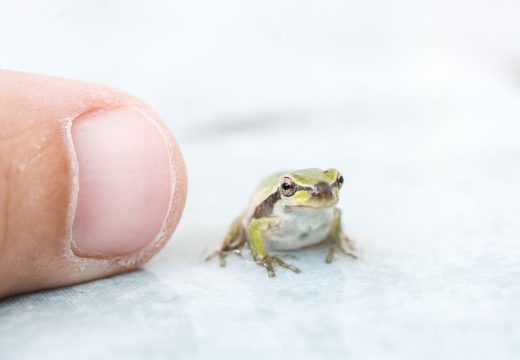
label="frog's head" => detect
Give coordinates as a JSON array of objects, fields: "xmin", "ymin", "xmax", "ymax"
[{"xmin": 278, "ymin": 168, "xmax": 344, "ymax": 208}]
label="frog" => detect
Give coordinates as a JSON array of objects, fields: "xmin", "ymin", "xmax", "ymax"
[{"xmin": 207, "ymin": 168, "xmax": 356, "ymax": 277}]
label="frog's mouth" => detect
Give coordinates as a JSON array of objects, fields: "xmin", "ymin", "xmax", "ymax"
[{"xmin": 287, "ymin": 198, "xmax": 339, "ymax": 209}]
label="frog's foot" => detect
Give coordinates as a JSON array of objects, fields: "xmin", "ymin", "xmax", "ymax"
[
  {"xmin": 325, "ymin": 243, "xmax": 337, "ymax": 263},
  {"xmin": 325, "ymin": 234, "xmax": 357, "ymax": 263},
  {"xmin": 340, "ymin": 234, "xmax": 358, "ymax": 259},
  {"xmin": 205, "ymin": 248, "xmax": 242, "ymax": 267},
  {"xmin": 256, "ymin": 255, "xmax": 301, "ymax": 277}
]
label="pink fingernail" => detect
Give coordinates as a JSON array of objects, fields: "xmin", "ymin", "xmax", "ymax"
[{"xmin": 71, "ymin": 107, "xmax": 172, "ymax": 258}]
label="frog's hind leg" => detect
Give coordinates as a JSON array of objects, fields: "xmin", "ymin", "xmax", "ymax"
[
  {"xmin": 326, "ymin": 208, "xmax": 357, "ymax": 263},
  {"xmin": 206, "ymin": 216, "xmax": 246, "ymax": 266}
]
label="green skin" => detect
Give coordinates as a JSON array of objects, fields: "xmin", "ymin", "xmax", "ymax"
[{"xmin": 209, "ymin": 168, "xmax": 356, "ymax": 277}]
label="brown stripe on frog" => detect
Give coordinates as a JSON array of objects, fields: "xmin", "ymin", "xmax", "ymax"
[{"xmin": 252, "ymin": 190, "xmax": 281, "ymax": 218}]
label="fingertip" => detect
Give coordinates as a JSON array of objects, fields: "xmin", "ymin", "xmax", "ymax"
[{"xmin": 0, "ymin": 71, "xmax": 188, "ymax": 298}]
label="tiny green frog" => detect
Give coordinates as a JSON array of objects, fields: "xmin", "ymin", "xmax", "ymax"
[{"xmin": 208, "ymin": 168, "xmax": 356, "ymax": 277}]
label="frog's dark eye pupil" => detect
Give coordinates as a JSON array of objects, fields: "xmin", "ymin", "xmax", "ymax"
[
  {"xmin": 280, "ymin": 178, "xmax": 296, "ymax": 195},
  {"xmin": 338, "ymin": 176, "xmax": 344, "ymax": 185}
]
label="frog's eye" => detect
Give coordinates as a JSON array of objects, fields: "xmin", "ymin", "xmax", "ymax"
[
  {"xmin": 337, "ymin": 174, "xmax": 344, "ymax": 189},
  {"xmin": 280, "ymin": 177, "xmax": 296, "ymax": 196}
]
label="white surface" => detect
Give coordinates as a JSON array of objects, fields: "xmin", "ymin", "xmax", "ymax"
[{"xmin": 1, "ymin": 1, "xmax": 520, "ymax": 359}]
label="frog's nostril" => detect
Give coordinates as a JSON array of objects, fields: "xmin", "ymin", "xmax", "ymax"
[{"xmin": 313, "ymin": 182, "xmax": 332, "ymax": 199}]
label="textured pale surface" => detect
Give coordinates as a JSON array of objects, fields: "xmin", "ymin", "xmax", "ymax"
[{"xmin": 1, "ymin": 1, "xmax": 520, "ymax": 359}]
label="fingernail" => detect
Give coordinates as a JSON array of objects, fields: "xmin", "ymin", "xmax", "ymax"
[{"xmin": 71, "ymin": 107, "xmax": 172, "ymax": 257}]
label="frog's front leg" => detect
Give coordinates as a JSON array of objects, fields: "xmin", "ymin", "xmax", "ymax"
[
  {"xmin": 248, "ymin": 218, "xmax": 301, "ymax": 277},
  {"xmin": 206, "ymin": 215, "xmax": 246, "ymax": 266},
  {"xmin": 326, "ymin": 208, "xmax": 357, "ymax": 263}
]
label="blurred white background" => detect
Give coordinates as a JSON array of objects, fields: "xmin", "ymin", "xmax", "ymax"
[{"xmin": 1, "ymin": 1, "xmax": 520, "ymax": 359}]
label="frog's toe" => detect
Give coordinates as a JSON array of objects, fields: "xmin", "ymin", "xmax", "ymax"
[
  {"xmin": 256, "ymin": 255, "xmax": 301, "ymax": 277},
  {"xmin": 258, "ymin": 258, "xmax": 276, "ymax": 277},
  {"xmin": 345, "ymin": 250, "xmax": 358, "ymax": 259},
  {"xmin": 341, "ymin": 234, "xmax": 356, "ymax": 251},
  {"xmin": 204, "ymin": 249, "xmax": 218, "ymax": 262},
  {"xmin": 326, "ymin": 239, "xmax": 357, "ymax": 263},
  {"xmin": 218, "ymin": 252, "xmax": 227, "ymax": 267},
  {"xmin": 325, "ymin": 253, "xmax": 334, "ymax": 264},
  {"xmin": 206, "ymin": 248, "xmax": 243, "ymax": 267},
  {"xmin": 339, "ymin": 234, "xmax": 358, "ymax": 259},
  {"xmin": 272, "ymin": 256, "xmax": 301, "ymax": 273}
]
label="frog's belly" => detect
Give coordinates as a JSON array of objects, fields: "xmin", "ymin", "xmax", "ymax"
[
  {"xmin": 265, "ymin": 208, "xmax": 333, "ymax": 251},
  {"xmin": 266, "ymin": 225, "xmax": 331, "ymax": 251}
]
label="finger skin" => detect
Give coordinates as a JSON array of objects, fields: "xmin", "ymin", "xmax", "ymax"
[{"xmin": 0, "ymin": 70, "xmax": 187, "ymax": 298}]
